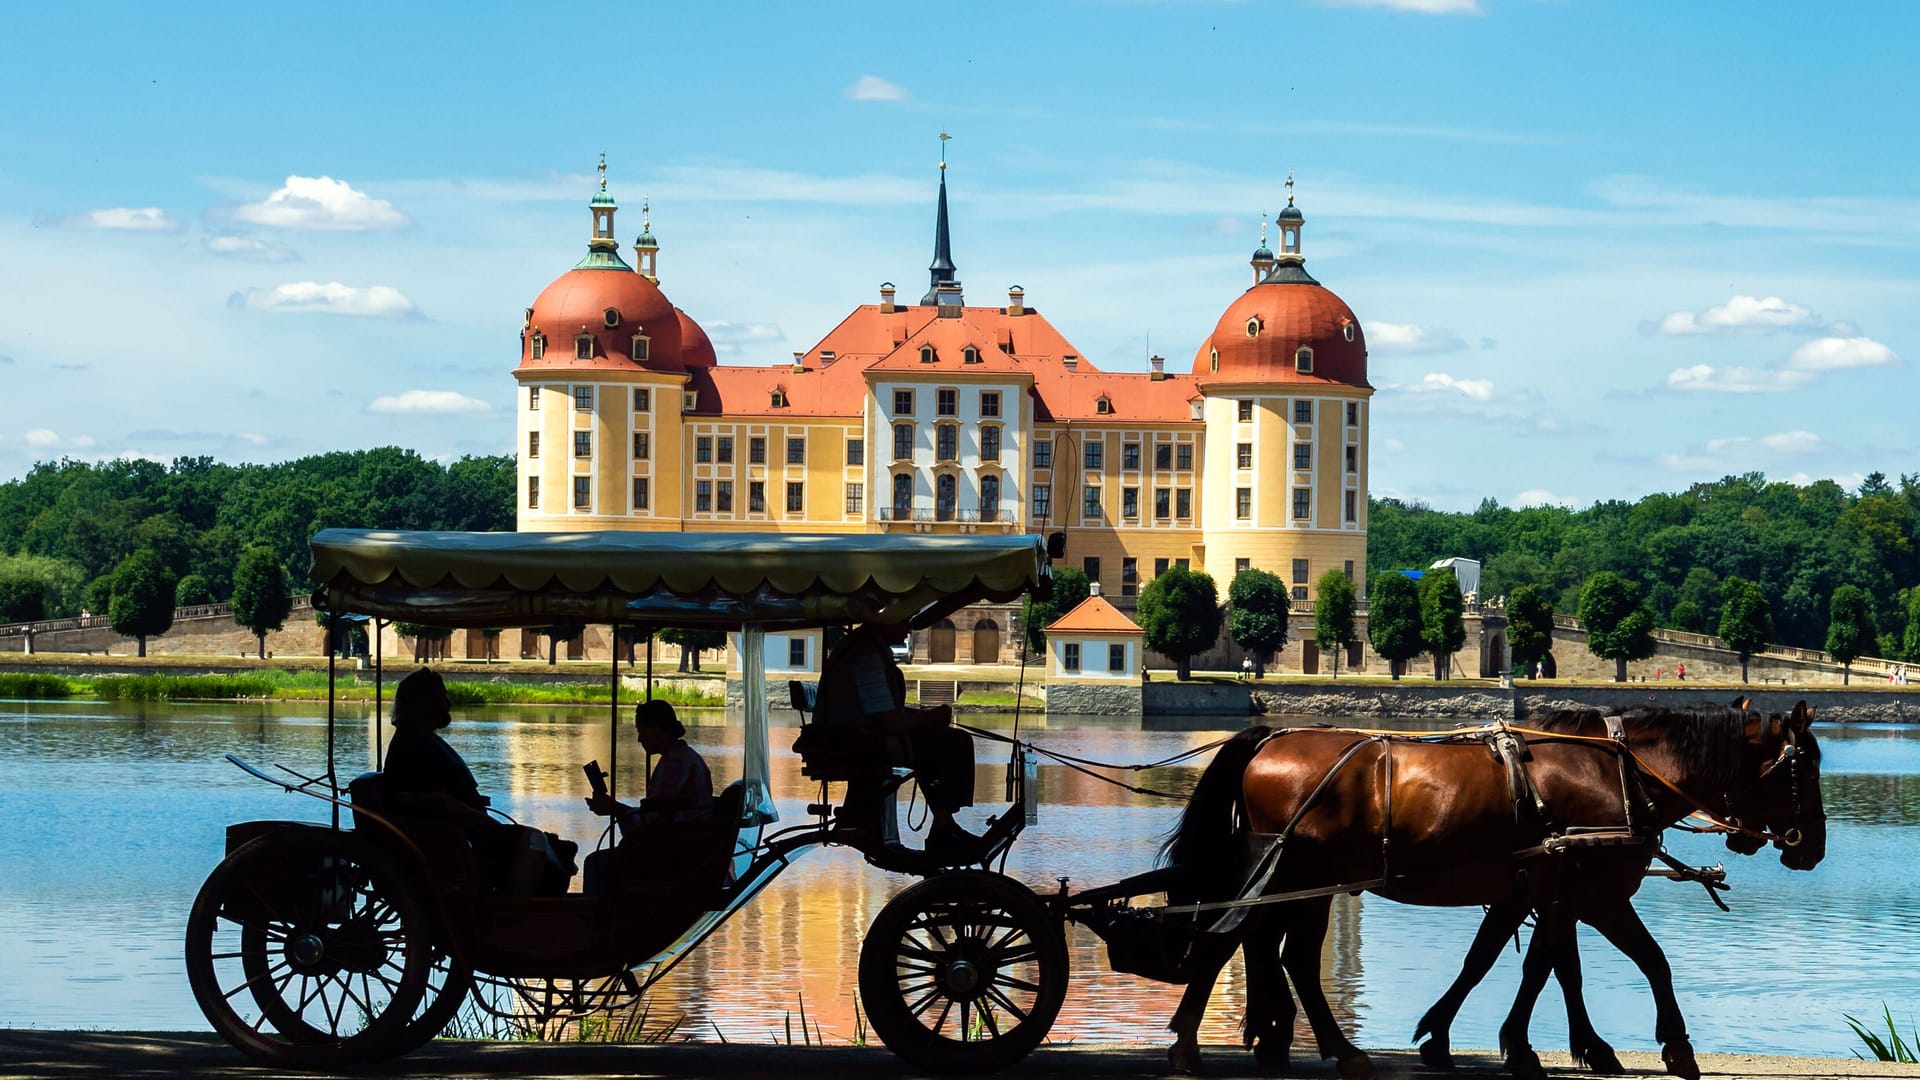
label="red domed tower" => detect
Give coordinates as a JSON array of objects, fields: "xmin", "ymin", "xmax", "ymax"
[
  {"xmin": 1194, "ymin": 175, "xmax": 1372, "ymax": 606},
  {"xmin": 517, "ymin": 158, "xmax": 693, "ymax": 531}
]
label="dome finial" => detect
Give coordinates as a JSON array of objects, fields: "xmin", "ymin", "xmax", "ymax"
[
  {"xmin": 939, "ymin": 130, "xmax": 951, "ymax": 172},
  {"xmin": 1260, "ymin": 212, "xmax": 1269, "ymax": 248},
  {"xmin": 599, "ymin": 151, "xmax": 608, "ymax": 192},
  {"xmin": 1285, "ymin": 171, "xmax": 1295, "ymax": 207},
  {"xmin": 642, "ymin": 196, "xmax": 651, "ymax": 231}
]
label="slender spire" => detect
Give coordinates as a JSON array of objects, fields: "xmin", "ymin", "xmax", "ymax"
[
  {"xmin": 922, "ymin": 132, "xmax": 961, "ymax": 306},
  {"xmin": 578, "ymin": 153, "xmax": 631, "ymax": 270}
]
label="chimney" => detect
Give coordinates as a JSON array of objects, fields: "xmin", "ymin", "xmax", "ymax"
[
  {"xmin": 1062, "ymin": 353, "xmax": 1078, "ymax": 371},
  {"xmin": 879, "ymin": 282, "xmax": 897, "ymax": 314},
  {"xmin": 1007, "ymin": 285, "xmax": 1025, "ymax": 316},
  {"xmin": 1088, "ymin": 580, "xmax": 1102, "ymax": 597},
  {"xmin": 1150, "ymin": 355, "xmax": 1166, "ymax": 381},
  {"xmin": 792, "ymin": 351, "xmax": 806, "ymax": 373},
  {"xmin": 935, "ymin": 281, "xmax": 964, "ymax": 317}
]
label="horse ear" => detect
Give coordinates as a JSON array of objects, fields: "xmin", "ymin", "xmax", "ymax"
[
  {"xmin": 1729, "ymin": 695, "xmax": 1751, "ymax": 712},
  {"xmin": 1789, "ymin": 701, "xmax": 1814, "ymax": 733}
]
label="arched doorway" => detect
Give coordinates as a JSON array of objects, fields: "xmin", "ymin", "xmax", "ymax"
[
  {"xmin": 972, "ymin": 619, "xmax": 1000, "ymax": 664},
  {"xmin": 929, "ymin": 619, "xmax": 957, "ymax": 664}
]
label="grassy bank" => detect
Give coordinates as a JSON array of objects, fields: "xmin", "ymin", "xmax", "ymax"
[{"xmin": 0, "ymin": 670, "xmax": 723, "ymax": 708}]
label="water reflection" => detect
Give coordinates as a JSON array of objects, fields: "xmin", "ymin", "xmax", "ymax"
[{"xmin": 0, "ymin": 701, "xmax": 1914, "ymax": 1057}]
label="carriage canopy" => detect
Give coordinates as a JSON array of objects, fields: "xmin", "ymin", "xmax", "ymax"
[{"xmin": 309, "ymin": 529, "xmax": 1051, "ymax": 631}]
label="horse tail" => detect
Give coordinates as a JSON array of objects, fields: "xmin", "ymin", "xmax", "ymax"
[{"xmin": 1159, "ymin": 725, "xmax": 1272, "ymax": 877}]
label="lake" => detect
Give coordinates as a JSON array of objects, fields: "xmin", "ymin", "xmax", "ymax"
[{"xmin": 1, "ymin": 698, "xmax": 1914, "ymax": 1057}]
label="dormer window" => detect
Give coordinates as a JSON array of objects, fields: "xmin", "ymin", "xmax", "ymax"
[
  {"xmin": 1095, "ymin": 396, "xmax": 1113, "ymax": 415},
  {"xmin": 1295, "ymin": 346, "xmax": 1314, "ymax": 374},
  {"xmin": 530, "ymin": 332, "xmax": 546, "ymax": 360},
  {"xmin": 631, "ymin": 334, "xmax": 650, "ymax": 361},
  {"xmin": 770, "ymin": 389, "xmax": 788, "ymax": 409},
  {"xmin": 575, "ymin": 334, "xmax": 594, "ymax": 360},
  {"xmin": 1342, "ymin": 320, "xmax": 1356, "ymax": 343},
  {"xmin": 919, "ymin": 345, "xmax": 938, "ymax": 364},
  {"xmin": 603, "ymin": 307, "xmax": 621, "ymax": 328},
  {"xmin": 1209, "ymin": 347, "xmax": 1219, "ymax": 373},
  {"xmin": 683, "ymin": 390, "xmax": 698, "ymax": 412},
  {"xmin": 1245, "ymin": 316, "xmax": 1263, "ymax": 338},
  {"xmin": 963, "ymin": 346, "xmax": 980, "ymax": 364}
]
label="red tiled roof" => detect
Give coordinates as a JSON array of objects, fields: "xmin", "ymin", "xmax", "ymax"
[
  {"xmin": 1193, "ymin": 280, "xmax": 1369, "ymax": 389},
  {"xmin": 520, "ymin": 268, "xmax": 685, "ymax": 374},
  {"xmin": 1045, "ymin": 592, "xmax": 1143, "ymax": 635}
]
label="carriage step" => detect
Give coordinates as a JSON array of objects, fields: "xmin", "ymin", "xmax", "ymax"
[{"xmin": 916, "ymin": 680, "xmax": 957, "ymax": 706}]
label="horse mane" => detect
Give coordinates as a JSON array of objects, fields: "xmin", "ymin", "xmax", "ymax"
[
  {"xmin": 1158, "ymin": 725, "xmax": 1273, "ymax": 898},
  {"xmin": 1529, "ymin": 704, "xmax": 1759, "ymax": 790}
]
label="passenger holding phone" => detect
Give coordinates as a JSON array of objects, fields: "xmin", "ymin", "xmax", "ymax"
[{"xmin": 582, "ymin": 700, "xmax": 714, "ymax": 893}]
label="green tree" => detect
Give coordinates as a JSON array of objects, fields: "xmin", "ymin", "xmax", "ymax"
[
  {"xmin": 1825, "ymin": 585, "xmax": 1877, "ymax": 685},
  {"xmin": 1367, "ymin": 572, "xmax": 1424, "ymax": 680},
  {"xmin": 174, "ymin": 573, "xmax": 215, "ymax": 607},
  {"xmin": 1668, "ymin": 599, "xmax": 1704, "ymax": 633},
  {"xmin": 532, "ymin": 623, "xmax": 587, "ymax": 666},
  {"xmin": 1137, "ymin": 566, "xmax": 1221, "ymax": 680},
  {"xmin": 392, "ymin": 621, "xmax": 455, "ymax": 663},
  {"xmin": 1227, "ymin": 569, "xmax": 1290, "ymax": 678},
  {"xmin": 1506, "ymin": 583, "xmax": 1556, "ymax": 679},
  {"xmin": 1905, "ymin": 588, "xmax": 1920, "ymax": 663},
  {"xmin": 1419, "ymin": 566, "xmax": 1468, "ymax": 680},
  {"xmin": 108, "ymin": 549, "xmax": 177, "ymax": 657},
  {"xmin": 1314, "ymin": 570, "xmax": 1359, "ymax": 678},
  {"xmin": 230, "ymin": 546, "xmax": 293, "ymax": 660},
  {"xmin": 0, "ymin": 577, "xmax": 46, "ymax": 623},
  {"xmin": 1022, "ymin": 566, "xmax": 1090, "ymax": 656},
  {"xmin": 1717, "ymin": 577, "xmax": 1773, "ymax": 684},
  {"xmin": 1579, "ymin": 571, "xmax": 1656, "ymax": 683},
  {"xmin": 661, "ymin": 627, "xmax": 727, "ymax": 672}
]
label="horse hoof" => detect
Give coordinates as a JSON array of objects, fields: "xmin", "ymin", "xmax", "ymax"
[
  {"xmin": 1662, "ymin": 1040, "xmax": 1701, "ymax": 1080},
  {"xmin": 1169, "ymin": 1042, "xmax": 1205, "ymax": 1076},
  {"xmin": 1253, "ymin": 1036, "xmax": 1291, "ymax": 1073},
  {"xmin": 1504, "ymin": 1047, "xmax": 1547, "ymax": 1080},
  {"xmin": 1419, "ymin": 1038, "xmax": 1456, "ymax": 1070},
  {"xmin": 1577, "ymin": 1041, "xmax": 1625, "ymax": 1074},
  {"xmin": 1335, "ymin": 1051, "xmax": 1375, "ymax": 1080}
]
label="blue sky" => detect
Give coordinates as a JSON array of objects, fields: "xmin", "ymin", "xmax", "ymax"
[{"xmin": 2, "ymin": 1, "xmax": 1914, "ymax": 509}]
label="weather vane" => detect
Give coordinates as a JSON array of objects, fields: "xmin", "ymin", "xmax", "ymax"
[
  {"xmin": 1260, "ymin": 212, "xmax": 1269, "ymax": 246},
  {"xmin": 939, "ymin": 131, "xmax": 951, "ymax": 171},
  {"xmin": 598, "ymin": 152, "xmax": 607, "ymax": 191},
  {"xmin": 1285, "ymin": 170, "xmax": 1295, "ymax": 206}
]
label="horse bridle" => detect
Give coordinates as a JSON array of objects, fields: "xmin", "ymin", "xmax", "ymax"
[{"xmin": 1751, "ymin": 717, "xmax": 1819, "ymax": 849}]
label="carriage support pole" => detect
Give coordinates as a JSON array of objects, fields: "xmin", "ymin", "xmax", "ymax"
[
  {"xmin": 327, "ymin": 641, "xmax": 339, "ymax": 830},
  {"xmin": 373, "ymin": 618, "xmax": 384, "ymax": 770}
]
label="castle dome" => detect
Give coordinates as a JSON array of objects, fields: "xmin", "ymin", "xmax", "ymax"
[
  {"xmin": 676, "ymin": 306, "xmax": 716, "ymax": 367},
  {"xmin": 521, "ymin": 267, "xmax": 685, "ymax": 373},
  {"xmin": 1194, "ymin": 274, "xmax": 1367, "ymax": 387}
]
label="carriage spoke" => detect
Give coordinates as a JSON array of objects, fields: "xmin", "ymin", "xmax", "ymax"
[
  {"xmin": 959, "ymin": 1000, "xmax": 972, "ymax": 1042},
  {"xmin": 221, "ymin": 968, "xmax": 275, "ymax": 1002},
  {"xmin": 984, "ymin": 985, "xmax": 1030, "ymax": 1023},
  {"xmin": 994, "ymin": 973, "xmax": 1042, "ymax": 995},
  {"xmin": 906, "ymin": 985, "xmax": 948, "ymax": 1019},
  {"xmin": 928, "ymin": 996, "xmax": 954, "ymax": 1037},
  {"xmin": 977, "ymin": 998, "xmax": 1002, "ymax": 1038}
]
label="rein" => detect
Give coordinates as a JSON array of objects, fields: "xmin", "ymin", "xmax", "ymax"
[{"xmin": 957, "ymin": 724, "xmax": 1229, "ymax": 800}]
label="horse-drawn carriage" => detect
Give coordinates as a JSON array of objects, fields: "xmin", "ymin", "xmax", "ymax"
[{"xmin": 188, "ymin": 527, "xmax": 1829, "ymax": 1077}]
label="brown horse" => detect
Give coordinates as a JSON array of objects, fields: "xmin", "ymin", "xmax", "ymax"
[{"xmin": 1161, "ymin": 703, "xmax": 1826, "ymax": 1079}]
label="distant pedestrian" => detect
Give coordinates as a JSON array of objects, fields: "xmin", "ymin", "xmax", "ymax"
[
  {"xmin": 1655, "ymin": 667, "xmax": 1664, "ymax": 681},
  {"xmin": 1241, "ymin": 657, "xmax": 1252, "ymax": 680},
  {"xmin": 1533, "ymin": 660, "xmax": 1543, "ymax": 680},
  {"xmin": 1677, "ymin": 663, "xmax": 1686, "ymax": 681}
]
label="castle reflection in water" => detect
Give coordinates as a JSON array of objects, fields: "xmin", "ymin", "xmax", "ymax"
[{"xmin": 447, "ymin": 708, "xmax": 1365, "ymax": 1046}]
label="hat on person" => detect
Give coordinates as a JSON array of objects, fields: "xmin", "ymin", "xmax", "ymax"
[{"xmin": 634, "ymin": 698, "xmax": 685, "ymax": 739}]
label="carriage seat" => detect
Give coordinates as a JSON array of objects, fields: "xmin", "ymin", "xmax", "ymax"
[
  {"xmin": 790, "ymin": 678, "xmax": 898, "ymax": 783},
  {"xmin": 598, "ymin": 780, "xmax": 748, "ymax": 902},
  {"xmin": 347, "ymin": 771, "xmax": 483, "ymax": 885}
]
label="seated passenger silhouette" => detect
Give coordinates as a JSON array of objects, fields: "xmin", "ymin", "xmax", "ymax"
[{"xmin": 582, "ymin": 700, "xmax": 715, "ymax": 894}]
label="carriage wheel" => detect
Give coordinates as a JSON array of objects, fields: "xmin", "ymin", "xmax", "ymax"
[
  {"xmin": 859, "ymin": 871, "xmax": 1068, "ymax": 1073},
  {"xmin": 386, "ymin": 946, "xmax": 475, "ymax": 1054},
  {"xmin": 185, "ymin": 829, "xmax": 432, "ymax": 1067}
]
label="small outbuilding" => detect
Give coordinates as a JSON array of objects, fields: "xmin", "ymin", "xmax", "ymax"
[{"xmin": 1042, "ymin": 584, "xmax": 1144, "ymax": 714}]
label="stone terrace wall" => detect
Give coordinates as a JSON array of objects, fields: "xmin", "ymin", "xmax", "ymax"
[{"xmin": 1252, "ymin": 682, "xmax": 1918, "ymax": 725}]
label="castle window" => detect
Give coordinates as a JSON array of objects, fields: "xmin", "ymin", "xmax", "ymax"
[
  {"xmin": 1345, "ymin": 445, "xmax": 1357, "ymax": 473},
  {"xmin": 1084, "ymin": 441, "xmax": 1103, "ymax": 470},
  {"xmin": 1236, "ymin": 488, "xmax": 1252, "ymax": 520},
  {"xmin": 527, "ymin": 432, "xmax": 539, "ymax": 458},
  {"xmin": 892, "ymin": 473, "xmax": 913, "ymax": 516},
  {"xmin": 980, "ymin": 390, "xmax": 1001, "ymax": 418},
  {"xmin": 1296, "ymin": 346, "xmax": 1314, "ymax": 373},
  {"xmin": 1346, "ymin": 402, "xmax": 1358, "ymax": 426},
  {"xmin": 1033, "ymin": 439, "xmax": 1053, "ymax": 469},
  {"xmin": 1237, "ymin": 399, "xmax": 1253, "ymax": 422},
  {"xmin": 633, "ymin": 432, "xmax": 648, "ymax": 460},
  {"xmin": 716, "ymin": 481, "xmax": 733, "ymax": 513},
  {"xmin": 750, "ymin": 437, "xmax": 765, "ymax": 464},
  {"xmin": 1154, "ymin": 488, "xmax": 1170, "ymax": 519},
  {"xmin": 847, "ymin": 438, "xmax": 864, "ymax": 465},
  {"xmin": 1095, "ymin": 396, "xmax": 1112, "ymax": 415},
  {"xmin": 1342, "ymin": 321, "xmax": 1356, "ymax": 343},
  {"xmin": 573, "ymin": 386, "xmax": 593, "ymax": 410},
  {"xmin": 696, "ymin": 481, "xmax": 712, "ymax": 512},
  {"xmin": 1294, "ymin": 443, "xmax": 1311, "ymax": 470},
  {"xmin": 1293, "ymin": 488, "xmax": 1311, "ymax": 519},
  {"xmin": 770, "ymin": 389, "xmax": 788, "ymax": 409},
  {"xmin": 1176, "ymin": 487, "xmax": 1192, "ymax": 518},
  {"xmin": 683, "ymin": 391, "xmax": 697, "ymax": 411},
  {"xmin": 1122, "ymin": 487, "xmax": 1139, "ymax": 519},
  {"xmin": 574, "ymin": 432, "xmax": 592, "ymax": 458},
  {"xmin": 787, "ymin": 437, "xmax": 806, "ymax": 464},
  {"xmin": 717, "ymin": 436, "xmax": 733, "ymax": 464},
  {"xmin": 1294, "ymin": 399, "xmax": 1313, "ymax": 423},
  {"xmin": 750, "ymin": 481, "xmax": 766, "ymax": 512},
  {"xmin": 575, "ymin": 334, "xmax": 594, "ymax": 360},
  {"xmin": 980, "ymin": 425, "xmax": 1000, "ymax": 463},
  {"xmin": 937, "ymin": 388, "xmax": 957, "ymax": 416},
  {"xmin": 1237, "ymin": 442, "xmax": 1252, "ymax": 469},
  {"xmin": 529, "ymin": 386, "xmax": 541, "ymax": 410},
  {"xmin": 531, "ymin": 333, "xmax": 546, "ymax": 360},
  {"xmin": 981, "ymin": 475, "xmax": 1000, "ymax": 521},
  {"xmin": 633, "ymin": 387, "xmax": 649, "ymax": 412},
  {"xmin": 631, "ymin": 334, "xmax": 650, "ymax": 361},
  {"xmin": 786, "ymin": 481, "xmax": 805, "ymax": 514},
  {"xmin": 1209, "ymin": 347, "xmax": 1219, "ymax": 373},
  {"xmin": 573, "ymin": 476, "xmax": 590, "ymax": 509},
  {"xmin": 632, "ymin": 477, "xmax": 648, "ymax": 510},
  {"xmin": 1032, "ymin": 485, "xmax": 1051, "ymax": 520},
  {"xmin": 1177, "ymin": 445, "xmax": 1193, "ymax": 471},
  {"xmin": 1123, "ymin": 443, "xmax": 1140, "ymax": 470},
  {"xmin": 1345, "ymin": 490, "xmax": 1357, "ymax": 523},
  {"xmin": 603, "ymin": 307, "xmax": 620, "ymax": 328},
  {"xmin": 936, "ymin": 424, "xmax": 958, "ymax": 462},
  {"xmin": 1245, "ymin": 316, "xmax": 1263, "ymax": 338},
  {"xmin": 845, "ymin": 482, "xmax": 864, "ymax": 515},
  {"xmin": 963, "ymin": 346, "xmax": 981, "ymax": 364},
  {"xmin": 919, "ymin": 345, "xmax": 937, "ymax": 364},
  {"xmin": 1064, "ymin": 643, "xmax": 1080, "ymax": 673},
  {"xmin": 894, "ymin": 389, "xmax": 915, "ymax": 416},
  {"xmin": 527, "ymin": 476, "xmax": 539, "ymax": 509},
  {"xmin": 1082, "ymin": 486, "xmax": 1102, "ymax": 520},
  {"xmin": 695, "ymin": 437, "xmax": 711, "ymax": 464},
  {"xmin": 893, "ymin": 423, "xmax": 914, "ymax": 460},
  {"xmin": 936, "ymin": 474, "xmax": 957, "ymax": 520},
  {"xmin": 1155, "ymin": 444, "xmax": 1172, "ymax": 470}
]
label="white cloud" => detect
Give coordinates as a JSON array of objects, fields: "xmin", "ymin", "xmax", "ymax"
[
  {"xmin": 204, "ymin": 234, "xmax": 299, "ymax": 262},
  {"xmin": 59, "ymin": 207, "xmax": 180, "ymax": 231},
  {"xmin": 1651, "ymin": 294, "xmax": 1821, "ymax": 336},
  {"xmin": 22, "ymin": 429, "xmax": 96, "ymax": 450},
  {"xmin": 232, "ymin": 175, "xmax": 409, "ymax": 230},
  {"xmin": 1658, "ymin": 430, "xmax": 1826, "ymax": 472},
  {"xmin": 845, "ymin": 75, "xmax": 908, "ymax": 102},
  {"xmin": 1513, "ymin": 489, "xmax": 1572, "ymax": 508},
  {"xmin": 366, "ymin": 390, "xmax": 491, "ymax": 415},
  {"xmin": 233, "ymin": 281, "xmax": 420, "ymax": 318},
  {"xmin": 704, "ymin": 321, "xmax": 786, "ymax": 355},
  {"xmin": 1664, "ymin": 364, "xmax": 1813, "ymax": 394},
  {"xmin": 1785, "ymin": 336, "xmax": 1898, "ymax": 371},
  {"xmin": 1317, "ymin": 0, "xmax": 1482, "ymax": 13},
  {"xmin": 1402, "ymin": 372, "xmax": 1494, "ymax": 400},
  {"xmin": 1367, "ymin": 321, "xmax": 1467, "ymax": 354}
]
